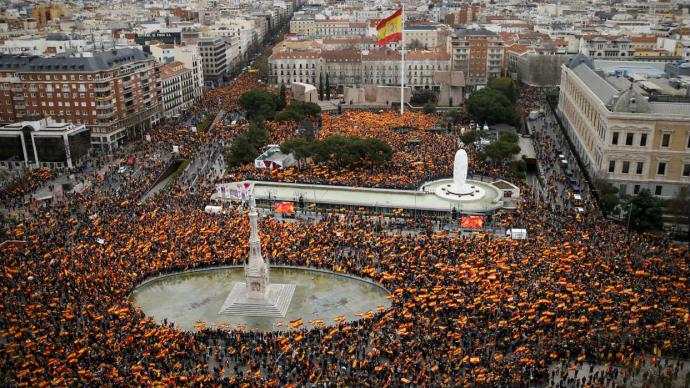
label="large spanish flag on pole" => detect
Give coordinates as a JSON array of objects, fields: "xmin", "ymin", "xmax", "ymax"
[{"xmin": 376, "ymin": 8, "xmax": 403, "ymax": 45}]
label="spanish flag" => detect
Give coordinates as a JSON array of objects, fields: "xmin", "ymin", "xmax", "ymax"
[{"xmin": 376, "ymin": 9, "xmax": 403, "ymax": 45}]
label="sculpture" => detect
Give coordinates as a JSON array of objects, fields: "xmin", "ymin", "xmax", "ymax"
[{"xmin": 449, "ymin": 149, "xmax": 472, "ymax": 195}]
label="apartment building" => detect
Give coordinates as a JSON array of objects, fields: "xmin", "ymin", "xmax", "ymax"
[
  {"xmin": 449, "ymin": 28, "xmax": 504, "ymax": 88},
  {"xmin": 557, "ymin": 55, "xmax": 690, "ymax": 198},
  {"xmin": 405, "ymin": 24, "xmax": 450, "ymax": 51},
  {"xmin": 198, "ymin": 37, "xmax": 227, "ymax": 87},
  {"xmin": 159, "ymin": 61, "xmax": 195, "ymax": 119},
  {"xmin": 269, "ymin": 51, "xmax": 320, "ymax": 85},
  {"xmin": 290, "ymin": 18, "xmax": 316, "ymax": 35},
  {"xmin": 148, "ymin": 42, "xmax": 204, "ymax": 99},
  {"xmin": 579, "ymin": 35, "xmax": 635, "ymax": 58},
  {"xmin": 0, "ymin": 48, "xmax": 161, "ymax": 153}
]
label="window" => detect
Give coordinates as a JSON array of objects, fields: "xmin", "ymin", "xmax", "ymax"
[
  {"xmin": 640, "ymin": 133, "xmax": 647, "ymax": 147},
  {"xmin": 612, "ymin": 132, "xmax": 619, "ymax": 145},
  {"xmin": 657, "ymin": 162, "xmax": 666, "ymax": 176},
  {"xmin": 687, "ymin": 135, "xmax": 690, "ymax": 148},
  {"xmin": 661, "ymin": 133, "xmax": 670, "ymax": 147},
  {"xmin": 622, "ymin": 161, "xmax": 630, "ymax": 174},
  {"xmin": 633, "ymin": 185, "xmax": 640, "ymax": 195},
  {"xmin": 625, "ymin": 133, "xmax": 634, "ymax": 145},
  {"xmin": 683, "ymin": 163, "xmax": 690, "ymax": 177},
  {"xmin": 608, "ymin": 160, "xmax": 616, "ymax": 173},
  {"xmin": 655, "ymin": 185, "xmax": 662, "ymax": 196},
  {"xmin": 636, "ymin": 162, "xmax": 644, "ymax": 174}
]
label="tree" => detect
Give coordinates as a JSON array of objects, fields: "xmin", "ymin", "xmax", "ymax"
[
  {"xmin": 422, "ymin": 102, "xmax": 437, "ymax": 114},
  {"xmin": 595, "ymin": 180, "xmax": 619, "ymax": 215},
  {"xmin": 325, "ymin": 73, "xmax": 331, "ymax": 100},
  {"xmin": 481, "ymin": 140, "xmax": 520, "ymax": 162},
  {"xmin": 498, "ymin": 131, "xmax": 519, "ymax": 144},
  {"xmin": 488, "ymin": 77, "xmax": 518, "ymax": 103},
  {"xmin": 275, "ymin": 109, "xmax": 304, "ymax": 122},
  {"xmin": 289, "ymin": 101, "xmax": 321, "ymax": 117},
  {"xmin": 465, "ymin": 88, "xmax": 516, "ymax": 125},
  {"xmin": 278, "ymin": 83, "xmax": 287, "ymax": 111},
  {"xmin": 459, "ymin": 130, "xmax": 480, "ymax": 145},
  {"xmin": 281, "ymin": 135, "xmax": 392, "ymax": 168},
  {"xmin": 239, "ymin": 89, "xmax": 280, "ymax": 120},
  {"xmin": 625, "ymin": 189, "xmax": 664, "ymax": 231},
  {"xmin": 227, "ymin": 121, "xmax": 269, "ymax": 167},
  {"xmin": 410, "ymin": 89, "xmax": 438, "ymax": 105},
  {"xmin": 318, "ymin": 73, "xmax": 324, "ymax": 101},
  {"xmin": 227, "ymin": 134, "xmax": 259, "ymax": 167}
]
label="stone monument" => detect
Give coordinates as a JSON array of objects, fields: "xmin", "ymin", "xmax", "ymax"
[{"xmin": 218, "ymin": 197, "xmax": 295, "ymax": 317}]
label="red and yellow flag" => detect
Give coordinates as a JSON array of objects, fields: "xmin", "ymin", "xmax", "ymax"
[{"xmin": 376, "ymin": 9, "xmax": 403, "ymax": 45}]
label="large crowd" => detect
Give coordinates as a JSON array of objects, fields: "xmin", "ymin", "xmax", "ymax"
[{"xmin": 1, "ymin": 71, "xmax": 688, "ymax": 387}]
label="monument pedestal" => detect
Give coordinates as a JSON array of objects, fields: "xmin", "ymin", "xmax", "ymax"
[{"xmin": 218, "ymin": 282, "xmax": 296, "ymax": 317}]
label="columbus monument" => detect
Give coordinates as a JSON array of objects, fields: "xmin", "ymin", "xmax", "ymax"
[{"xmin": 218, "ymin": 196, "xmax": 295, "ymax": 317}]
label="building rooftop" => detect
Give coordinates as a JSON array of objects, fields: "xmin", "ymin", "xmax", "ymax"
[
  {"xmin": 570, "ymin": 60, "xmax": 690, "ymax": 117},
  {"xmin": 9, "ymin": 48, "xmax": 152, "ymax": 72}
]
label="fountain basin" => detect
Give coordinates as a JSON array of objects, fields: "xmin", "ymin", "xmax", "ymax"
[{"xmin": 130, "ymin": 266, "xmax": 392, "ymax": 332}]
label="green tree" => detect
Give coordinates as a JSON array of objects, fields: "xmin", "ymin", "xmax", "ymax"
[
  {"xmin": 465, "ymin": 88, "xmax": 516, "ymax": 125},
  {"xmin": 498, "ymin": 131, "xmax": 519, "ymax": 144},
  {"xmin": 239, "ymin": 89, "xmax": 280, "ymax": 120},
  {"xmin": 410, "ymin": 89, "xmax": 438, "ymax": 105},
  {"xmin": 227, "ymin": 134, "xmax": 259, "ymax": 167},
  {"xmin": 488, "ymin": 77, "xmax": 518, "ymax": 103},
  {"xmin": 325, "ymin": 73, "xmax": 331, "ymax": 100},
  {"xmin": 278, "ymin": 83, "xmax": 287, "ymax": 111},
  {"xmin": 226, "ymin": 121, "xmax": 269, "ymax": 167},
  {"xmin": 459, "ymin": 130, "xmax": 480, "ymax": 145},
  {"xmin": 289, "ymin": 101, "xmax": 321, "ymax": 117},
  {"xmin": 595, "ymin": 180, "xmax": 620, "ymax": 215},
  {"xmin": 362, "ymin": 137, "xmax": 393, "ymax": 163},
  {"xmin": 275, "ymin": 109, "xmax": 304, "ymax": 122},
  {"xmin": 626, "ymin": 189, "xmax": 664, "ymax": 231},
  {"xmin": 481, "ymin": 140, "xmax": 520, "ymax": 162},
  {"xmin": 422, "ymin": 102, "xmax": 437, "ymax": 114}
]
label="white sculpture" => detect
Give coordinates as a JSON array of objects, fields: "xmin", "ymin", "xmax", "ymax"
[{"xmin": 449, "ymin": 149, "xmax": 473, "ymax": 195}]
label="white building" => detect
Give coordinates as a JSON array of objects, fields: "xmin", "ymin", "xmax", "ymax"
[
  {"xmin": 198, "ymin": 37, "xmax": 228, "ymax": 87},
  {"xmin": 159, "ymin": 61, "xmax": 196, "ymax": 119},
  {"xmin": 148, "ymin": 42, "xmax": 204, "ymax": 99}
]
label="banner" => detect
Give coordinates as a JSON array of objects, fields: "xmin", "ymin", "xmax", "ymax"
[
  {"xmin": 275, "ymin": 202, "xmax": 295, "ymax": 214},
  {"xmin": 460, "ymin": 216, "xmax": 484, "ymax": 229}
]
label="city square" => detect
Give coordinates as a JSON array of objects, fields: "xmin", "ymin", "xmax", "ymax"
[{"xmin": 1, "ymin": 1, "xmax": 689, "ymax": 387}]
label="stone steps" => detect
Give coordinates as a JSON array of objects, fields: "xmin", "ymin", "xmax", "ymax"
[{"xmin": 218, "ymin": 283, "xmax": 295, "ymax": 318}]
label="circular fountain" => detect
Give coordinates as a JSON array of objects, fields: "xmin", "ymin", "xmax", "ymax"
[{"xmin": 130, "ymin": 197, "xmax": 391, "ymax": 332}]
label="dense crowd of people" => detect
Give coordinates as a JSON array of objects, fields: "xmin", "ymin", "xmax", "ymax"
[{"xmin": 1, "ymin": 71, "xmax": 688, "ymax": 387}]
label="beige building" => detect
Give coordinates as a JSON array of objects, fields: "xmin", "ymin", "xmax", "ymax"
[
  {"xmin": 557, "ymin": 55, "xmax": 690, "ymax": 198},
  {"xmin": 290, "ymin": 19, "xmax": 315, "ymax": 36}
]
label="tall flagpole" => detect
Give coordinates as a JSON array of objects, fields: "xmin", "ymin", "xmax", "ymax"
[{"xmin": 400, "ymin": 4, "xmax": 405, "ymax": 115}]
